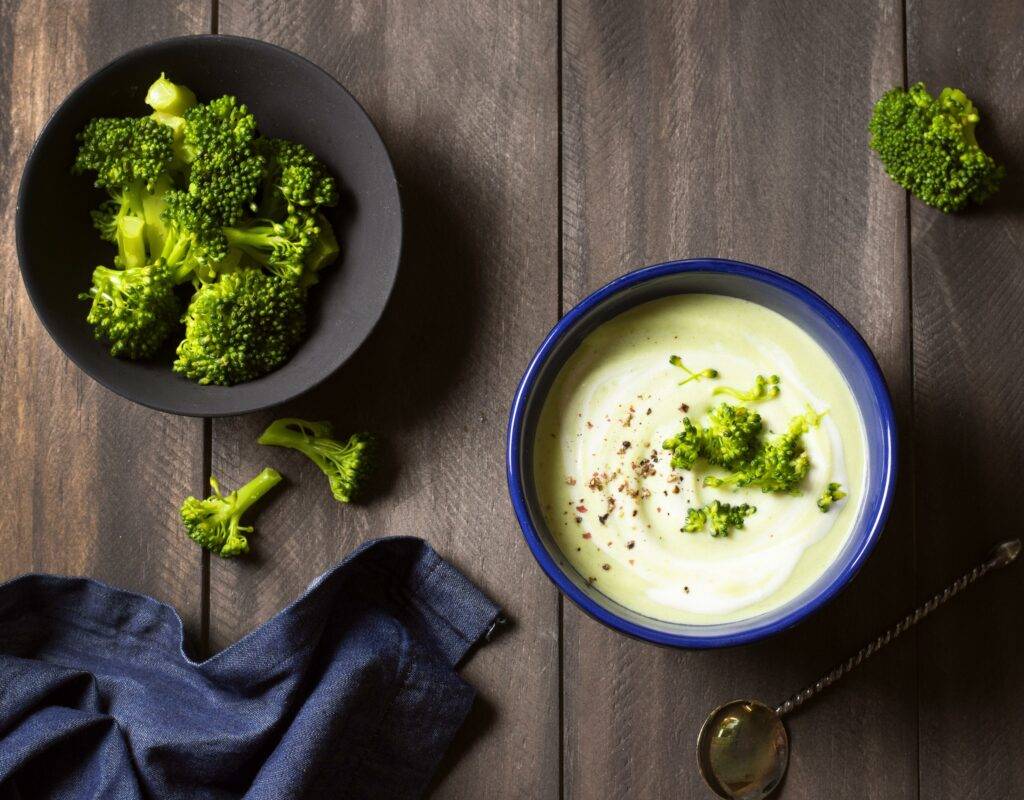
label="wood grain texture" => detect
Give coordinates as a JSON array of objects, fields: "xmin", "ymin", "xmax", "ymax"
[
  {"xmin": 210, "ymin": 1, "xmax": 560, "ymax": 796},
  {"xmin": 907, "ymin": 2, "xmax": 1024, "ymax": 798},
  {"xmin": 0, "ymin": 2, "xmax": 209, "ymax": 640},
  {"xmin": 560, "ymin": 2, "xmax": 915, "ymax": 798}
]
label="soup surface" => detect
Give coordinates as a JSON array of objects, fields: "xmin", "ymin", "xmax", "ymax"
[{"xmin": 533, "ymin": 293, "xmax": 866, "ymax": 624}]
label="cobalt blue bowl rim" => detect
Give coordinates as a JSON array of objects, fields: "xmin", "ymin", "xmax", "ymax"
[{"xmin": 506, "ymin": 257, "xmax": 897, "ymax": 649}]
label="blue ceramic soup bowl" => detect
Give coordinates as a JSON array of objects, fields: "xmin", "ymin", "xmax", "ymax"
[{"xmin": 507, "ymin": 258, "xmax": 897, "ymax": 648}]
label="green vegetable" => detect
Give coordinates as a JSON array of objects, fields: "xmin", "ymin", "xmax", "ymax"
[
  {"xmin": 73, "ymin": 73, "xmax": 343, "ymax": 383},
  {"xmin": 683, "ymin": 500, "xmax": 756, "ymax": 537},
  {"xmin": 668, "ymin": 354, "xmax": 718, "ymax": 386},
  {"xmin": 663, "ymin": 403, "xmax": 762, "ymax": 471},
  {"xmin": 79, "ymin": 262, "xmax": 179, "ymax": 359},
  {"xmin": 173, "ymin": 269, "xmax": 307, "ymax": 386},
  {"xmin": 817, "ymin": 482, "xmax": 847, "ymax": 512},
  {"xmin": 869, "ymin": 82, "xmax": 1004, "ymax": 212},
  {"xmin": 73, "ymin": 116, "xmax": 174, "ymax": 268},
  {"xmin": 258, "ymin": 418, "xmax": 375, "ymax": 503},
  {"xmin": 703, "ymin": 409, "xmax": 822, "ymax": 493},
  {"xmin": 180, "ymin": 467, "xmax": 281, "ymax": 557},
  {"xmin": 713, "ymin": 374, "xmax": 780, "ymax": 403}
]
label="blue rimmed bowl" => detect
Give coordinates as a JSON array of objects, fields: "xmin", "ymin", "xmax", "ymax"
[{"xmin": 507, "ymin": 258, "xmax": 897, "ymax": 648}]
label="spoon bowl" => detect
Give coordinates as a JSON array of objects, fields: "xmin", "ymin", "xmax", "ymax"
[{"xmin": 697, "ymin": 700, "xmax": 788, "ymax": 800}]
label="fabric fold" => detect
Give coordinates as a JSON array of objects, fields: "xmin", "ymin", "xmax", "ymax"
[{"xmin": 0, "ymin": 536, "xmax": 500, "ymax": 800}]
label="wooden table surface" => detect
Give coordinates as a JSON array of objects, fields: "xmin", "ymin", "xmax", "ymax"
[{"xmin": 2, "ymin": 1, "xmax": 1022, "ymax": 798}]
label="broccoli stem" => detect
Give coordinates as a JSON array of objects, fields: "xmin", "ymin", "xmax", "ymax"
[
  {"xmin": 117, "ymin": 216, "xmax": 147, "ymax": 268},
  {"xmin": 257, "ymin": 418, "xmax": 327, "ymax": 452},
  {"xmin": 229, "ymin": 467, "xmax": 283, "ymax": 516},
  {"xmin": 145, "ymin": 73, "xmax": 196, "ymax": 116}
]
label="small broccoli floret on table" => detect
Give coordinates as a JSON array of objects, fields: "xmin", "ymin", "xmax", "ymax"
[
  {"xmin": 80, "ymin": 262, "xmax": 180, "ymax": 359},
  {"xmin": 180, "ymin": 468, "xmax": 282, "ymax": 557},
  {"xmin": 259, "ymin": 418, "xmax": 375, "ymax": 503},
  {"xmin": 173, "ymin": 269, "xmax": 306, "ymax": 385},
  {"xmin": 869, "ymin": 82, "xmax": 1004, "ymax": 212}
]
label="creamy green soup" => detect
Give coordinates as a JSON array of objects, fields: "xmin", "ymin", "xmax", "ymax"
[{"xmin": 533, "ymin": 294, "xmax": 866, "ymax": 624}]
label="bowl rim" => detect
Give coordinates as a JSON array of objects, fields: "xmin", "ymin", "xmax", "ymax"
[
  {"xmin": 14, "ymin": 33, "xmax": 403, "ymax": 417},
  {"xmin": 506, "ymin": 257, "xmax": 897, "ymax": 648}
]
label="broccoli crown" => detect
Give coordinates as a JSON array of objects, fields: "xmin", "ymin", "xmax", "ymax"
[
  {"xmin": 79, "ymin": 262, "xmax": 179, "ymax": 359},
  {"xmin": 223, "ymin": 211, "xmax": 320, "ymax": 280},
  {"xmin": 173, "ymin": 269, "xmax": 306, "ymax": 385},
  {"xmin": 178, "ymin": 95, "xmax": 264, "ymax": 227},
  {"xmin": 817, "ymin": 482, "xmax": 847, "ymax": 512},
  {"xmin": 683, "ymin": 501, "xmax": 756, "ymax": 537},
  {"xmin": 713, "ymin": 374, "xmax": 780, "ymax": 403},
  {"xmin": 662, "ymin": 403, "xmax": 761, "ymax": 471},
  {"xmin": 161, "ymin": 189, "xmax": 230, "ymax": 275},
  {"xmin": 180, "ymin": 468, "xmax": 282, "ymax": 557},
  {"xmin": 869, "ymin": 82, "xmax": 1004, "ymax": 212},
  {"xmin": 703, "ymin": 410, "xmax": 820, "ymax": 493},
  {"xmin": 73, "ymin": 116, "xmax": 174, "ymax": 192},
  {"xmin": 258, "ymin": 418, "xmax": 375, "ymax": 503},
  {"xmin": 257, "ymin": 138, "xmax": 338, "ymax": 218}
]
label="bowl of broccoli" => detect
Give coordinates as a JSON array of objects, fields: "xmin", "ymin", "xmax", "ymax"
[{"xmin": 16, "ymin": 35, "xmax": 401, "ymax": 416}]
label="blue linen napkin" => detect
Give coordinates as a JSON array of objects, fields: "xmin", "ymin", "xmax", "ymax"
[{"xmin": 0, "ymin": 536, "xmax": 501, "ymax": 799}]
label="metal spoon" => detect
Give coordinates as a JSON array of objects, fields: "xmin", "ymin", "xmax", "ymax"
[{"xmin": 696, "ymin": 539, "xmax": 1022, "ymax": 800}]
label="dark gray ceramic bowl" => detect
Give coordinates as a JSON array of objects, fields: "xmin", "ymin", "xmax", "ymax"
[{"xmin": 16, "ymin": 35, "xmax": 401, "ymax": 417}]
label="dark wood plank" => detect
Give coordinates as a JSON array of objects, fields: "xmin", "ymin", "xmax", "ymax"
[
  {"xmin": 209, "ymin": 1, "xmax": 560, "ymax": 796},
  {"xmin": 560, "ymin": 2, "xmax": 914, "ymax": 797},
  {"xmin": 0, "ymin": 3, "xmax": 209, "ymax": 640},
  {"xmin": 907, "ymin": 3, "xmax": 1024, "ymax": 797}
]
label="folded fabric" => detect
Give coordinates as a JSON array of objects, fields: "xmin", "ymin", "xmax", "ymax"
[{"xmin": 0, "ymin": 536, "xmax": 501, "ymax": 800}]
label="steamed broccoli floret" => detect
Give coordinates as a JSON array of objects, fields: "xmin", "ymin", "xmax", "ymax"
[
  {"xmin": 683, "ymin": 501, "xmax": 755, "ymax": 537},
  {"xmin": 704, "ymin": 409, "xmax": 822, "ymax": 493},
  {"xmin": 662, "ymin": 403, "xmax": 762, "ymax": 471},
  {"xmin": 173, "ymin": 269, "xmax": 306, "ymax": 385},
  {"xmin": 256, "ymin": 138, "xmax": 338, "ymax": 219},
  {"xmin": 80, "ymin": 262, "xmax": 180, "ymax": 358},
  {"xmin": 73, "ymin": 116, "xmax": 175, "ymax": 267},
  {"xmin": 223, "ymin": 211, "xmax": 320, "ymax": 280},
  {"xmin": 175, "ymin": 95, "xmax": 264, "ymax": 227},
  {"xmin": 180, "ymin": 468, "xmax": 281, "ymax": 557},
  {"xmin": 713, "ymin": 374, "xmax": 780, "ymax": 403},
  {"xmin": 258, "ymin": 418, "xmax": 375, "ymax": 503},
  {"xmin": 701, "ymin": 403, "xmax": 763, "ymax": 468},
  {"xmin": 817, "ymin": 482, "xmax": 847, "ymax": 512},
  {"xmin": 869, "ymin": 82, "xmax": 1004, "ymax": 212},
  {"xmin": 668, "ymin": 354, "xmax": 718, "ymax": 386}
]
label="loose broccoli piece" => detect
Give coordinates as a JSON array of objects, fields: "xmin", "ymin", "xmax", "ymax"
[
  {"xmin": 817, "ymin": 482, "xmax": 847, "ymax": 512},
  {"xmin": 256, "ymin": 138, "xmax": 339, "ymax": 219},
  {"xmin": 223, "ymin": 211, "xmax": 320, "ymax": 280},
  {"xmin": 683, "ymin": 501, "xmax": 756, "ymax": 537},
  {"xmin": 662, "ymin": 403, "xmax": 762, "ymax": 471},
  {"xmin": 713, "ymin": 374, "xmax": 780, "ymax": 403},
  {"xmin": 173, "ymin": 269, "xmax": 306, "ymax": 385},
  {"xmin": 80, "ymin": 262, "xmax": 180, "ymax": 358},
  {"xmin": 258, "ymin": 418, "xmax": 375, "ymax": 503},
  {"xmin": 669, "ymin": 354, "xmax": 718, "ymax": 386},
  {"xmin": 73, "ymin": 116, "xmax": 175, "ymax": 267},
  {"xmin": 869, "ymin": 82, "xmax": 1004, "ymax": 212},
  {"xmin": 180, "ymin": 468, "xmax": 281, "ymax": 557},
  {"xmin": 704, "ymin": 409, "xmax": 822, "ymax": 493}
]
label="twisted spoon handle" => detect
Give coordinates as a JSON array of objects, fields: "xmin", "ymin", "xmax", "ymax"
[{"xmin": 775, "ymin": 539, "xmax": 1021, "ymax": 717}]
